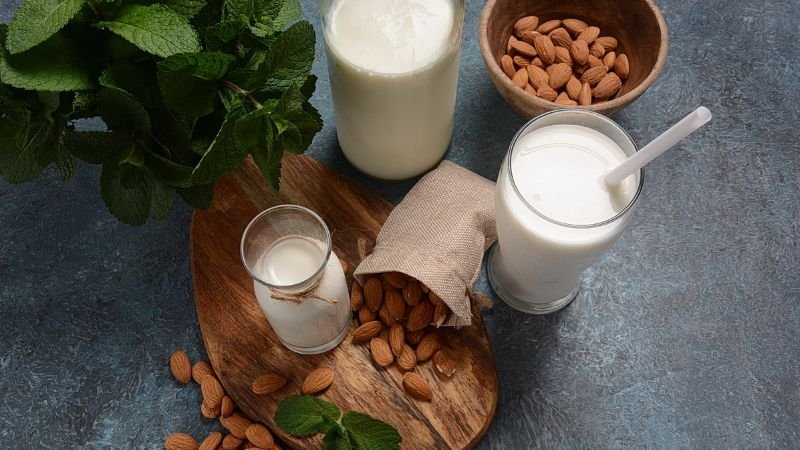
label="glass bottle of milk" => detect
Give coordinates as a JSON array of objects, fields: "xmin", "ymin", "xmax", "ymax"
[
  {"xmin": 488, "ymin": 110, "xmax": 644, "ymax": 314},
  {"xmin": 321, "ymin": 0, "xmax": 464, "ymax": 180},
  {"xmin": 240, "ymin": 205, "xmax": 351, "ymax": 354}
]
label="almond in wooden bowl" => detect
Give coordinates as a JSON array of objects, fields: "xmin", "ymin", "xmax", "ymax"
[{"xmin": 479, "ymin": 0, "xmax": 668, "ymax": 117}]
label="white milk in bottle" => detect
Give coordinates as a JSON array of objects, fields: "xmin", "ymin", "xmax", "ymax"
[{"xmin": 322, "ymin": 0, "xmax": 463, "ymax": 180}]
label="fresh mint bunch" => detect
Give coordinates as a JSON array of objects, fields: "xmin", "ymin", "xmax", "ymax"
[
  {"xmin": 275, "ymin": 395, "xmax": 402, "ymax": 450},
  {"xmin": 0, "ymin": 0, "xmax": 322, "ymax": 225}
]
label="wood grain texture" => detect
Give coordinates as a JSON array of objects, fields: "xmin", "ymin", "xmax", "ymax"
[
  {"xmin": 479, "ymin": 0, "xmax": 668, "ymax": 117},
  {"xmin": 190, "ymin": 155, "xmax": 498, "ymax": 449}
]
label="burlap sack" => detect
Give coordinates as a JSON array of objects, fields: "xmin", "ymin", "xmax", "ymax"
[{"xmin": 354, "ymin": 161, "xmax": 497, "ymax": 326}]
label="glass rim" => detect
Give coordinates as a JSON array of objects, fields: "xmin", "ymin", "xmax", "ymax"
[
  {"xmin": 240, "ymin": 204, "xmax": 333, "ymax": 291},
  {"xmin": 506, "ymin": 109, "xmax": 645, "ymax": 229}
]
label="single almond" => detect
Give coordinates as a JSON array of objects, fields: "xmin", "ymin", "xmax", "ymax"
[
  {"xmin": 513, "ymin": 15, "xmax": 539, "ymax": 38},
  {"xmin": 562, "ymin": 18, "xmax": 588, "ymax": 36},
  {"xmin": 370, "ymin": 337, "xmax": 394, "ymax": 367},
  {"xmin": 524, "ymin": 84, "xmax": 537, "ymax": 95},
  {"xmin": 532, "ymin": 35, "xmax": 555, "ymax": 65},
  {"xmin": 581, "ymin": 65, "xmax": 608, "ymax": 85},
  {"xmin": 510, "ymin": 40, "xmax": 537, "ymax": 58},
  {"xmin": 406, "ymin": 329, "xmax": 426, "ymax": 346},
  {"xmin": 548, "ymin": 27, "xmax": 572, "ymax": 48},
  {"xmin": 536, "ymin": 85, "xmax": 558, "ymax": 102},
  {"xmin": 520, "ymin": 30, "xmax": 540, "ymax": 46},
  {"xmin": 402, "ymin": 280, "xmax": 422, "ymax": 306},
  {"xmin": 433, "ymin": 350, "xmax": 456, "ymax": 378},
  {"xmin": 500, "ymin": 54, "xmax": 515, "ymax": 79},
  {"xmin": 530, "ymin": 57, "xmax": 544, "ymax": 68},
  {"xmin": 382, "ymin": 272, "xmax": 408, "ymax": 289},
  {"xmin": 397, "ymin": 344, "xmax": 417, "ymax": 371},
  {"xmin": 221, "ymin": 434, "xmax": 243, "ymax": 450},
  {"xmin": 358, "ymin": 305, "xmax": 376, "ymax": 324},
  {"xmin": 350, "ymin": 282, "xmax": 364, "ymax": 311},
  {"xmin": 220, "ymin": 395, "xmax": 234, "ymax": 418},
  {"xmin": 432, "ymin": 302, "xmax": 449, "ymax": 327},
  {"xmin": 416, "ymin": 333, "xmax": 441, "ymax": 362},
  {"xmin": 170, "ymin": 351, "xmax": 192, "ymax": 384},
  {"xmin": 555, "ymin": 92, "xmax": 577, "ymax": 106},
  {"xmin": 589, "ymin": 41, "xmax": 605, "ymax": 58},
  {"xmin": 593, "ymin": 72, "xmax": 622, "ymax": 99},
  {"xmin": 569, "ymin": 40, "xmax": 589, "ymax": 66},
  {"xmin": 201, "ymin": 376, "xmax": 224, "ymax": 409},
  {"xmin": 165, "ymin": 432, "xmax": 198, "ymax": 450},
  {"xmin": 507, "ymin": 35, "xmax": 518, "ymax": 53},
  {"xmin": 579, "ymin": 82, "xmax": 592, "ymax": 105},
  {"xmin": 302, "ymin": 367, "xmax": 335, "ymax": 394},
  {"xmin": 378, "ymin": 303, "xmax": 397, "ymax": 327},
  {"xmin": 614, "ymin": 53, "xmax": 630, "ymax": 79},
  {"xmin": 363, "ymin": 277, "xmax": 383, "ymax": 312},
  {"xmin": 353, "ymin": 320, "xmax": 382, "ymax": 342},
  {"xmin": 389, "ymin": 324, "xmax": 405, "ymax": 356},
  {"xmin": 536, "ymin": 19, "xmax": 561, "ymax": 34},
  {"xmin": 402, "ymin": 372, "xmax": 433, "ymax": 401},
  {"xmin": 246, "ymin": 424, "xmax": 274, "ymax": 448},
  {"xmin": 251, "ymin": 373, "xmax": 286, "ymax": 395},
  {"xmin": 587, "ymin": 54, "xmax": 604, "ymax": 68},
  {"xmin": 220, "ymin": 414, "xmax": 252, "ymax": 439},
  {"xmin": 546, "ymin": 63, "xmax": 571, "ymax": 90},
  {"xmin": 595, "ymin": 36, "xmax": 618, "ymax": 51},
  {"xmin": 406, "ymin": 301, "xmax": 434, "ymax": 332},
  {"xmin": 199, "ymin": 432, "xmax": 222, "ymax": 450},
  {"xmin": 191, "ymin": 361, "xmax": 214, "ymax": 384},
  {"xmin": 554, "ymin": 46, "xmax": 572, "ymax": 65},
  {"xmin": 577, "ymin": 26, "xmax": 600, "ymax": 44},
  {"xmin": 513, "ymin": 55, "xmax": 530, "ymax": 67},
  {"xmin": 385, "ymin": 290, "xmax": 406, "ymax": 320},
  {"xmin": 201, "ymin": 399, "xmax": 220, "ymax": 419},
  {"xmin": 603, "ymin": 51, "xmax": 616, "ymax": 70},
  {"xmin": 566, "ymin": 75, "xmax": 581, "ymax": 100},
  {"xmin": 526, "ymin": 64, "xmax": 549, "ymax": 90}
]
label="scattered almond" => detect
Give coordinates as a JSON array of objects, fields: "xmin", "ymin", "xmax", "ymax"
[
  {"xmin": 537, "ymin": 19, "xmax": 561, "ymax": 34},
  {"xmin": 397, "ymin": 344, "xmax": 417, "ymax": 371},
  {"xmin": 170, "ymin": 351, "xmax": 192, "ymax": 384},
  {"xmin": 222, "ymin": 434, "xmax": 243, "ymax": 450},
  {"xmin": 593, "ymin": 72, "xmax": 622, "ymax": 99},
  {"xmin": 370, "ymin": 338, "xmax": 394, "ymax": 367},
  {"xmin": 191, "ymin": 361, "xmax": 214, "ymax": 384},
  {"xmin": 220, "ymin": 414, "xmax": 252, "ymax": 439},
  {"xmin": 363, "ymin": 277, "xmax": 383, "ymax": 312},
  {"xmin": 389, "ymin": 324, "xmax": 405, "ymax": 356},
  {"xmin": 246, "ymin": 424, "xmax": 274, "ymax": 448},
  {"xmin": 433, "ymin": 350, "xmax": 456, "ymax": 378},
  {"xmin": 577, "ymin": 25, "xmax": 600, "ymax": 44},
  {"xmin": 220, "ymin": 395, "xmax": 234, "ymax": 418},
  {"xmin": 406, "ymin": 301, "xmax": 434, "ymax": 332},
  {"xmin": 614, "ymin": 53, "xmax": 630, "ymax": 79},
  {"xmin": 352, "ymin": 320, "xmax": 382, "ymax": 342},
  {"xmin": 403, "ymin": 281, "xmax": 422, "ymax": 306},
  {"xmin": 201, "ymin": 376, "xmax": 224, "ymax": 409},
  {"xmin": 416, "ymin": 333, "xmax": 441, "ymax": 362},
  {"xmin": 402, "ymin": 372, "xmax": 433, "ymax": 402},
  {"xmin": 199, "ymin": 432, "xmax": 222, "ymax": 450},
  {"xmin": 201, "ymin": 400, "xmax": 220, "ymax": 419},
  {"xmin": 165, "ymin": 432, "xmax": 199, "ymax": 450},
  {"xmin": 251, "ymin": 373, "xmax": 286, "ymax": 395},
  {"xmin": 350, "ymin": 282, "xmax": 364, "ymax": 311},
  {"xmin": 562, "ymin": 18, "xmax": 588, "ymax": 35},
  {"xmin": 381, "ymin": 272, "xmax": 408, "ymax": 289},
  {"xmin": 302, "ymin": 368, "xmax": 335, "ymax": 394},
  {"xmin": 513, "ymin": 16, "xmax": 539, "ymax": 37},
  {"xmin": 532, "ymin": 35, "xmax": 555, "ymax": 65}
]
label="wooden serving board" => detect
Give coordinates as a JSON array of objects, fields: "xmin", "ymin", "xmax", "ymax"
[{"xmin": 190, "ymin": 155, "xmax": 498, "ymax": 449}]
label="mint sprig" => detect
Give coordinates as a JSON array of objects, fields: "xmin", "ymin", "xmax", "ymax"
[{"xmin": 275, "ymin": 395, "xmax": 402, "ymax": 450}]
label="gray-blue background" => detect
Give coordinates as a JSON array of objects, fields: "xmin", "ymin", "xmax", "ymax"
[{"xmin": 1, "ymin": 0, "xmax": 798, "ymax": 448}]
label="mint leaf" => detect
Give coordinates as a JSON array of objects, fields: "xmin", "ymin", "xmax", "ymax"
[
  {"xmin": 147, "ymin": 175, "xmax": 174, "ymax": 219},
  {"xmin": 275, "ymin": 395, "xmax": 341, "ymax": 437},
  {"xmin": 96, "ymin": 87, "xmax": 152, "ymax": 133},
  {"xmin": 0, "ymin": 30, "xmax": 93, "ymax": 91},
  {"xmin": 233, "ymin": 108, "xmax": 269, "ymax": 148},
  {"xmin": 143, "ymin": 148, "xmax": 194, "ymax": 187},
  {"xmin": 191, "ymin": 109, "xmax": 247, "ymax": 184},
  {"xmin": 248, "ymin": 20, "xmax": 314, "ymax": 93},
  {"xmin": 272, "ymin": 0, "xmax": 300, "ymax": 30},
  {"xmin": 100, "ymin": 162, "xmax": 151, "ymax": 225},
  {"xmin": 157, "ymin": 52, "xmax": 234, "ymax": 116},
  {"xmin": 34, "ymin": 122, "xmax": 76, "ymax": 181},
  {"xmin": 341, "ymin": 411, "xmax": 401, "ymax": 450},
  {"xmin": 162, "ymin": 0, "xmax": 207, "ymax": 18},
  {"xmin": 63, "ymin": 130, "xmax": 133, "ymax": 164},
  {"xmin": 250, "ymin": 119, "xmax": 282, "ymax": 190},
  {"xmin": 96, "ymin": 4, "xmax": 201, "ymax": 58},
  {"xmin": 204, "ymin": 18, "xmax": 246, "ymax": 50},
  {"xmin": 176, "ymin": 183, "xmax": 214, "ymax": 209},
  {"xmin": 0, "ymin": 107, "xmax": 50, "ymax": 183},
  {"xmin": 323, "ymin": 426, "xmax": 353, "ymax": 450},
  {"xmin": 99, "ymin": 61, "xmax": 161, "ymax": 107},
  {"xmin": 5, "ymin": 0, "xmax": 85, "ymax": 54}
]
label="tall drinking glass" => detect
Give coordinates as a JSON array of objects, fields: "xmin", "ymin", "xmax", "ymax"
[
  {"xmin": 240, "ymin": 205, "xmax": 351, "ymax": 354},
  {"xmin": 488, "ymin": 110, "xmax": 644, "ymax": 314}
]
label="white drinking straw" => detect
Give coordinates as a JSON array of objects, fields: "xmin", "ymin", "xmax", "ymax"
[{"xmin": 603, "ymin": 107, "xmax": 712, "ymax": 187}]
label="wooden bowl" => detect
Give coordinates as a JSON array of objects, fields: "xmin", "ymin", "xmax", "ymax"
[{"xmin": 479, "ymin": 0, "xmax": 668, "ymax": 117}]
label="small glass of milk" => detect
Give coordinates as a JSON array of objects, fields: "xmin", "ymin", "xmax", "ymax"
[
  {"xmin": 488, "ymin": 110, "xmax": 644, "ymax": 314},
  {"xmin": 240, "ymin": 205, "xmax": 351, "ymax": 354},
  {"xmin": 321, "ymin": 0, "xmax": 465, "ymax": 180}
]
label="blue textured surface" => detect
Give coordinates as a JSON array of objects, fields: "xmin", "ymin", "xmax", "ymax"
[{"xmin": 1, "ymin": 0, "xmax": 799, "ymax": 448}]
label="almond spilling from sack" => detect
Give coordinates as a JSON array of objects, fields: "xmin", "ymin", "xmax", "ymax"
[{"xmin": 502, "ymin": 15, "xmax": 630, "ymax": 105}]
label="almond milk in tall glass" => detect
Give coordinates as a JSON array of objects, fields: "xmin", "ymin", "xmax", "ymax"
[
  {"xmin": 321, "ymin": 0, "xmax": 464, "ymax": 180},
  {"xmin": 488, "ymin": 110, "xmax": 644, "ymax": 314}
]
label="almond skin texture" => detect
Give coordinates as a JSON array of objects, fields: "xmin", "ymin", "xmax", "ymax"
[
  {"xmin": 614, "ymin": 53, "xmax": 630, "ymax": 79},
  {"xmin": 402, "ymin": 281, "xmax": 422, "ymax": 306},
  {"xmin": 403, "ymin": 372, "xmax": 433, "ymax": 402},
  {"xmin": 416, "ymin": 333, "xmax": 441, "ymax": 362},
  {"xmin": 201, "ymin": 400, "xmax": 220, "ymax": 419},
  {"xmin": 525, "ymin": 84, "xmax": 537, "ymax": 95},
  {"xmin": 513, "ymin": 55, "xmax": 530, "ymax": 67},
  {"xmin": 378, "ymin": 303, "xmax": 397, "ymax": 327},
  {"xmin": 358, "ymin": 306, "xmax": 376, "ymax": 324},
  {"xmin": 577, "ymin": 26, "xmax": 600, "ymax": 44},
  {"xmin": 220, "ymin": 395, "xmax": 234, "ymax": 418},
  {"xmin": 165, "ymin": 432, "xmax": 199, "ymax": 450},
  {"xmin": 555, "ymin": 91, "xmax": 570, "ymax": 104},
  {"xmin": 533, "ymin": 35, "xmax": 555, "ymax": 65},
  {"xmin": 191, "ymin": 361, "xmax": 214, "ymax": 384},
  {"xmin": 569, "ymin": 40, "xmax": 589, "ymax": 66},
  {"xmin": 579, "ymin": 82, "xmax": 592, "ymax": 105},
  {"xmin": 381, "ymin": 272, "xmax": 408, "ymax": 289},
  {"xmin": 170, "ymin": 351, "xmax": 192, "ymax": 384},
  {"xmin": 251, "ymin": 373, "xmax": 287, "ymax": 395},
  {"xmin": 500, "ymin": 54, "xmax": 515, "ymax": 78},
  {"xmin": 566, "ymin": 75, "xmax": 582, "ymax": 100},
  {"xmin": 432, "ymin": 302, "xmax": 449, "ymax": 327},
  {"xmin": 201, "ymin": 376, "xmax": 224, "ymax": 409},
  {"xmin": 548, "ymin": 27, "xmax": 572, "ymax": 48},
  {"xmin": 587, "ymin": 55, "xmax": 604, "ymax": 68},
  {"xmin": 350, "ymin": 282, "xmax": 364, "ymax": 312},
  {"xmin": 546, "ymin": 63, "xmax": 572, "ymax": 90},
  {"xmin": 246, "ymin": 424, "xmax": 274, "ymax": 448},
  {"xmin": 537, "ymin": 86, "xmax": 558, "ymax": 102},
  {"xmin": 520, "ymin": 30, "xmax": 540, "ymax": 45},
  {"xmin": 512, "ymin": 68, "xmax": 528, "ymax": 88},
  {"xmin": 530, "ymin": 57, "xmax": 544, "ymax": 68},
  {"xmin": 603, "ymin": 51, "xmax": 616, "ymax": 70},
  {"xmin": 593, "ymin": 72, "xmax": 622, "ymax": 99},
  {"xmin": 199, "ymin": 432, "xmax": 222, "ymax": 450},
  {"xmin": 389, "ymin": 324, "xmax": 405, "ymax": 356},
  {"xmin": 433, "ymin": 350, "xmax": 457, "ymax": 378},
  {"xmin": 363, "ymin": 277, "xmax": 383, "ymax": 312},
  {"xmin": 554, "ymin": 46, "xmax": 572, "ymax": 65},
  {"xmin": 397, "ymin": 344, "xmax": 417, "ymax": 371},
  {"xmin": 507, "ymin": 35, "xmax": 518, "ymax": 53},
  {"xmin": 589, "ymin": 41, "xmax": 605, "ymax": 58},
  {"xmin": 406, "ymin": 301, "xmax": 434, "ymax": 332},
  {"xmin": 510, "ymin": 40, "xmax": 537, "ymax": 58},
  {"xmin": 526, "ymin": 64, "xmax": 549, "ymax": 90},
  {"xmin": 595, "ymin": 36, "xmax": 618, "ymax": 51},
  {"xmin": 513, "ymin": 16, "xmax": 539, "ymax": 37},
  {"xmin": 537, "ymin": 19, "xmax": 561, "ymax": 34},
  {"xmin": 581, "ymin": 65, "xmax": 608, "ymax": 85},
  {"xmin": 352, "ymin": 320, "xmax": 382, "ymax": 342},
  {"xmin": 385, "ymin": 290, "xmax": 406, "ymax": 320},
  {"xmin": 562, "ymin": 18, "xmax": 588, "ymax": 36},
  {"xmin": 302, "ymin": 368, "xmax": 335, "ymax": 394},
  {"xmin": 370, "ymin": 338, "xmax": 394, "ymax": 367},
  {"xmin": 222, "ymin": 434, "xmax": 243, "ymax": 450},
  {"xmin": 220, "ymin": 414, "xmax": 252, "ymax": 439}
]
